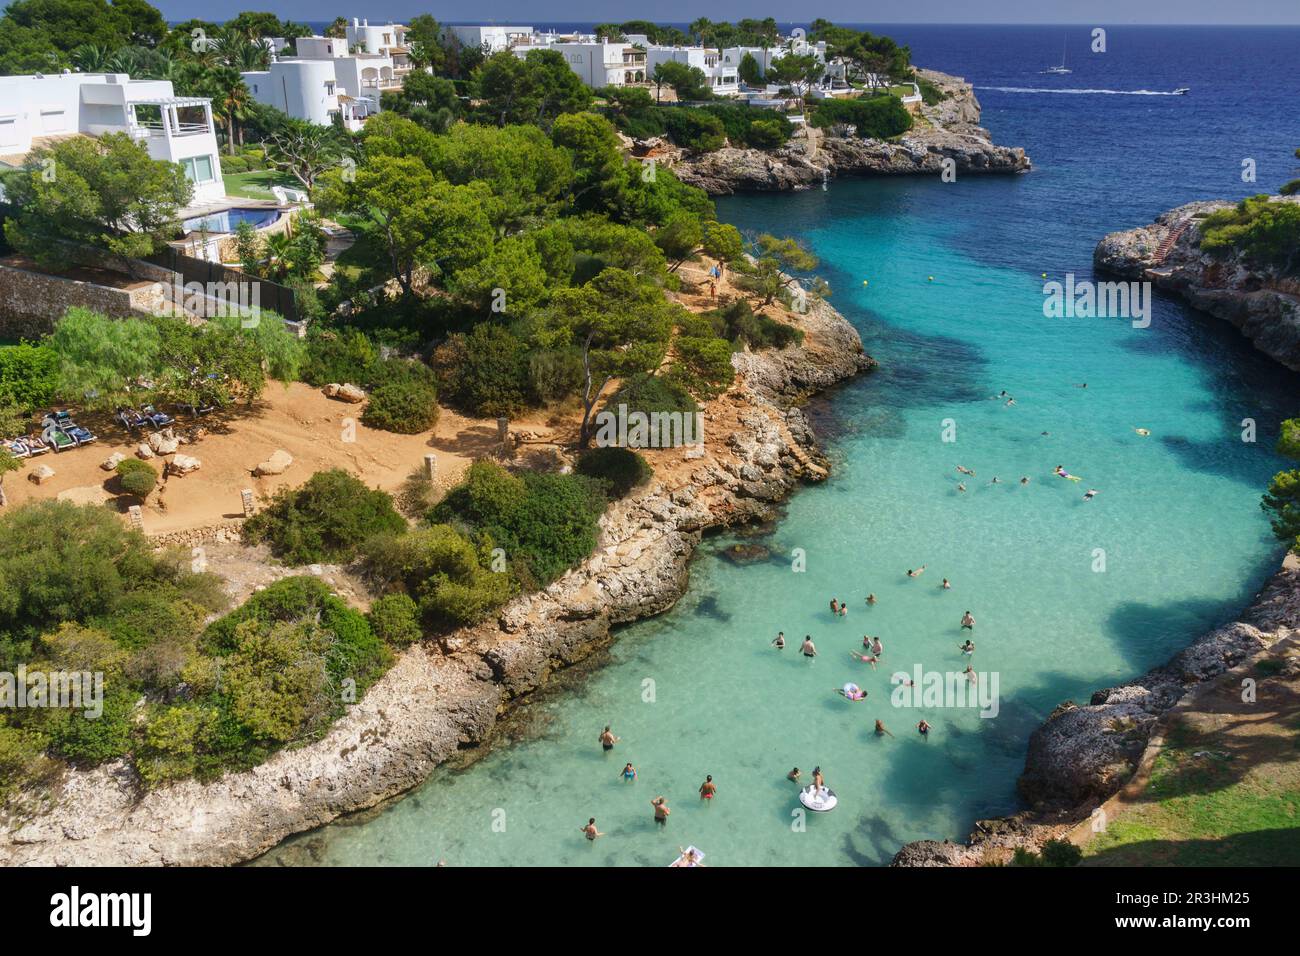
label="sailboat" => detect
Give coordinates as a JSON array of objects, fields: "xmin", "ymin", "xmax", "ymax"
[{"xmin": 1042, "ymin": 38, "xmax": 1071, "ymax": 75}]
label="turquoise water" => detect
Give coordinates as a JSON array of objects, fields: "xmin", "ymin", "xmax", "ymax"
[{"xmin": 258, "ymin": 26, "xmax": 1300, "ymax": 868}]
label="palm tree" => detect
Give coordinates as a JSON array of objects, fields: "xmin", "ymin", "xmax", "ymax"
[
  {"xmin": 70, "ymin": 43, "xmax": 115, "ymax": 72},
  {"xmin": 211, "ymin": 68, "xmax": 252, "ymax": 154}
]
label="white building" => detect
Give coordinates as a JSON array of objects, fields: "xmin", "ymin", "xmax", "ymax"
[
  {"xmin": 646, "ymin": 46, "xmax": 739, "ymax": 96},
  {"xmin": 512, "ymin": 36, "xmax": 646, "ymax": 88},
  {"xmin": 0, "ymin": 72, "xmax": 225, "ymax": 203},
  {"xmin": 242, "ymin": 33, "xmax": 402, "ymax": 131},
  {"xmin": 346, "ymin": 18, "xmax": 407, "ymax": 56},
  {"xmin": 445, "ymin": 25, "xmax": 534, "ymax": 54}
]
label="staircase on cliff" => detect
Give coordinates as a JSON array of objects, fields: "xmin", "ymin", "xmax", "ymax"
[{"xmin": 1153, "ymin": 219, "xmax": 1192, "ymax": 265}]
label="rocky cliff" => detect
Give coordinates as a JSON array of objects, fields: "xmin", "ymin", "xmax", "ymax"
[
  {"xmin": 891, "ymin": 556, "xmax": 1300, "ymax": 866},
  {"xmin": 669, "ymin": 69, "xmax": 1031, "ymax": 195},
  {"xmin": 1094, "ymin": 197, "xmax": 1300, "ymax": 371},
  {"xmin": 0, "ymin": 296, "xmax": 872, "ymax": 867}
]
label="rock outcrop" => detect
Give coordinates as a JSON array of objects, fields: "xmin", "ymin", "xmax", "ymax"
[
  {"xmin": 670, "ymin": 70, "xmax": 1030, "ymax": 195},
  {"xmin": 1094, "ymin": 197, "xmax": 1300, "ymax": 371},
  {"xmin": 0, "ymin": 295, "xmax": 872, "ymax": 866},
  {"xmin": 891, "ymin": 557, "xmax": 1300, "ymax": 866}
]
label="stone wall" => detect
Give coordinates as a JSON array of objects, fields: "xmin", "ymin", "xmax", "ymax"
[
  {"xmin": 148, "ymin": 520, "xmax": 244, "ymax": 550},
  {"xmin": 0, "ymin": 258, "xmax": 171, "ymax": 334}
]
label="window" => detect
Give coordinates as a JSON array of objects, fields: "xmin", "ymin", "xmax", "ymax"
[{"xmin": 181, "ymin": 155, "xmax": 216, "ymax": 184}]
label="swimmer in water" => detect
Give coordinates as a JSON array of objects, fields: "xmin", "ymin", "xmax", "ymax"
[
  {"xmin": 651, "ymin": 797, "xmax": 670, "ymax": 826},
  {"xmin": 837, "ymin": 684, "xmax": 867, "ymax": 701},
  {"xmin": 866, "ymin": 593, "xmax": 878, "ymax": 606},
  {"xmin": 964, "ymin": 665, "xmax": 978, "ymax": 685},
  {"xmin": 849, "ymin": 651, "xmax": 879, "ymax": 670},
  {"xmin": 621, "ymin": 763, "xmax": 637, "ymax": 782},
  {"xmin": 957, "ymin": 482, "xmax": 967, "ymax": 493},
  {"xmin": 838, "ymin": 599, "xmax": 848, "ymax": 617},
  {"xmin": 599, "ymin": 726, "xmax": 620, "ymax": 751},
  {"xmin": 990, "ymin": 476, "xmax": 1001, "ymax": 485},
  {"xmin": 875, "ymin": 719, "xmax": 895, "ymax": 738},
  {"xmin": 699, "ymin": 775, "xmax": 717, "ymax": 800},
  {"xmin": 942, "ymin": 578, "xmax": 952, "ymax": 590},
  {"xmin": 801, "ymin": 635, "xmax": 817, "ymax": 658},
  {"xmin": 829, "ymin": 597, "xmax": 839, "ymax": 615},
  {"xmin": 907, "ymin": 565, "xmax": 928, "ymax": 578},
  {"xmin": 1134, "ymin": 427, "xmax": 1150, "ymax": 437},
  {"xmin": 1005, "ymin": 398, "xmax": 1016, "ymax": 407},
  {"xmin": 956, "ymin": 465, "xmax": 975, "ymax": 476},
  {"xmin": 1083, "ymin": 488, "xmax": 1099, "ymax": 501},
  {"xmin": 581, "ymin": 818, "xmax": 604, "ymax": 841},
  {"xmin": 870, "ymin": 636, "xmax": 884, "ymax": 657},
  {"xmin": 788, "ymin": 767, "xmax": 802, "ymax": 782},
  {"xmin": 918, "ymin": 719, "xmax": 931, "ymax": 737},
  {"xmin": 1020, "ymin": 476, "xmax": 1030, "ymax": 486},
  {"xmin": 772, "ymin": 631, "xmax": 785, "ymax": 649},
  {"xmin": 960, "ymin": 639, "xmax": 975, "ymax": 655},
  {"xmin": 961, "ymin": 611, "xmax": 976, "ymax": 630}
]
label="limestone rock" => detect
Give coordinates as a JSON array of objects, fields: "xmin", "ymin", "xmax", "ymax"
[
  {"xmin": 101, "ymin": 452, "xmax": 126, "ymax": 471},
  {"xmin": 254, "ymin": 449, "xmax": 293, "ymax": 477},
  {"xmin": 27, "ymin": 464, "xmax": 54, "ymax": 484},
  {"xmin": 168, "ymin": 454, "xmax": 201, "ymax": 475},
  {"xmin": 327, "ymin": 383, "xmax": 365, "ymax": 403},
  {"xmin": 147, "ymin": 430, "xmax": 179, "ymax": 455},
  {"xmin": 136, "ymin": 444, "xmax": 155, "ymax": 460}
]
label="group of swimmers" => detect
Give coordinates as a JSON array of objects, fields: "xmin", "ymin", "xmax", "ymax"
[{"xmin": 583, "ymin": 727, "xmax": 722, "ymax": 842}]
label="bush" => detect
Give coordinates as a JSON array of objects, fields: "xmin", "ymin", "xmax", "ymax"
[
  {"xmin": 362, "ymin": 525, "xmax": 514, "ymax": 629},
  {"xmin": 115, "ymin": 458, "xmax": 158, "ymax": 498},
  {"xmin": 1200, "ymin": 195, "xmax": 1300, "ymax": 271},
  {"xmin": 241, "ymin": 469, "xmax": 407, "ymax": 564},
  {"xmin": 810, "ymin": 96, "xmax": 914, "ymax": 139},
  {"xmin": 432, "ymin": 461, "xmax": 607, "ymax": 588},
  {"xmin": 698, "ymin": 104, "xmax": 792, "ymax": 150},
  {"xmin": 362, "ymin": 374, "xmax": 439, "ymax": 434},
  {"xmin": 301, "ymin": 329, "xmax": 377, "ymax": 387},
  {"xmin": 0, "ymin": 724, "xmax": 60, "ymax": 807},
  {"xmin": 0, "ymin": 342, "xmax": 59, "ymax": 410},
  {"xmin": 1280, "ymin": 179, "xmax": 1300, "ymax": 197},
  {"xmin": 576, "ymin": 447, "xmax": 653, "ymax": 498},
  {"xmin": 707, "ymin": 299, "xmax": 804, "ymax": 349},
  {"xmin": 527, "ymin": 347, "xmax": 585, "ymax": 404},
  {"xmin": 606, "ymin": 373, "xmax": 698, "ymax": 418},
  {"xmin": 659, "ymin": 109, "xmax": 727, "ymax": 152},
  {"xmin": 367, "ymin": 593, "xmax": 423, "ymax": 647},
  {"xmin": 432, "ymin": 324, "xmax": 530, "ymax": 417}
]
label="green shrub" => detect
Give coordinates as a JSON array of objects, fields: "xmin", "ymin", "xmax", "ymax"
[
  {"xmin": 527, "ymin": 347, "xmax": 585, "ymax": 404},
  {"xmin": 707, "ymin": 299, "xmax": 804, "ymax": 349},
  {"xmin": 1200, "ymin": 195, "xmax": 1300, "ymax": 271},
  {"xmin": 672, "ymin": 335, "xmax": 736, "ymax": 399},
  {"xmin": 576, "ymin": 447, "xmax": 653, "ymax": 498},
  {"xmin": 115, "ymin": 458, "xmax": 157, "ymax": 498},
  {"xmin": 432, "ymin": 324, "xmax": 530, "ymax": 417},
  {"xmin": 362, "ymin": 375, "xmax": 440, "ymax": 434},
  {"xmin": 0, "ymin": 342, "xmax": 59, "ymax": 410},
  {"xmin": 810, "ymin": 96, "xmax": 914, "ymax": 139},
  {"xmin": 433, "ymin": 461, "xmax": 607, "ymax": 588},
  {"xmin": 659, "ymin": 109, "xmax": 727, "ymax": 152},
  {"xmin": 1280, "ymin": 180, "xmax": 1300, "ymax": 197},
  {"xmin": 0, "ymin": 724, "xmax": 60, "ymax": 806},
  {"xmin": 40, "ymin": 688, "xmax": 135, "ymax": 764},
  {"xmin": 698, "ymin": 104, "xmax": 792, "ymax": 150},
  {"xmin": 362, "ymin": 525, "xmax": 514, "ymax": 629},
  {"xmin": 301, "ymin": 329, "xmax": 377, "ymax": 387},
  {"xmin": 367, "ymin": 593, "xmax": 423, "ymax": 647},
  {"xmin": 606, "ymin": 373, "xmax": 698, "ymax": 418},
  {"xmin": 241, "ymin": 469, "xmax": 407, "ymax": 564}
]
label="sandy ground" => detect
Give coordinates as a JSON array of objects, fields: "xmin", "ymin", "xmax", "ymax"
[{"xmin": 4, "ymin": 382, "xmax": 562, "ymax": 535}]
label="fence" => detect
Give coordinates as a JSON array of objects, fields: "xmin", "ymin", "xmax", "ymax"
[{"xmin": 144, "ymin": 246, "xmax": 300, "ymax": 324}]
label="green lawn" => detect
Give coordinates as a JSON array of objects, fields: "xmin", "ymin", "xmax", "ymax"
[{"xmin": 222, "ymin": 170, "xmax": 298, "ymax": 200}]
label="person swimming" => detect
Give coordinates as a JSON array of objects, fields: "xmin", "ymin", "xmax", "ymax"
[
  {"xmin": 699, "ymin": 775, "xmax": 717, "ymax": 800},
  {"xmin": 961, "ymin": 611, "xmax": 976, "ymax": 630},
  {"xmin": 917, "ymin": 719, "xmax": 931, "ymax": 737},
  {"xmin": 599, "ymin": 726, "xmax": 620, "ymax": 751},
  {"xmin": 1020, "ymin": 476, "xmax": 1030, "ymax": 486},
  {"xmin": 581, "ymin": 818, "xmax": 604, "ymax": 841},
  {"xmin": 801, "ymin": 635, "xmax": 817, "ymax": 658},
  {"xmin": 875, "ymin": 719, "xmax": 894, "ymax": 738},
  {"xmin": 1134, "ymin": 427, "xmax": 1150, "ymax": 436},
  {"xmin": 1055, "ymin": 465, "xmax": 1082, "ymax": 481},
  {"xmin": 849, "ymin": 651, "xmax": 879, "ymax": 669},
  {"xmin": 990, "ymin": 477, "xmax": 1001, "ymax": 485},
  {"xmin": 956, "ymin": 465, "xmax": 975, "ymax": 476},
  {"xmin": 1083, "ymin": 488, "xmax": 1099, "ymax": 501},
  {"xmin": 960, "ymin": 639, "xmax": 975, "ymax": 655},
  {"xmin": 621, "ymin": 763, "xmax": 637, "ymax": 782},
  {"xmin": 772, "ymin": 631, "xmax": 786, "ymax": 649},
  {"xmin": 964, "ymin": 665, "xmax": 978, "ymax": 685},
  {"xmin": 870, "ymin": 636, "xmax": 883, "ymax": 656},
  {"xmin": 788, "ymin": 767, "xmax": 802, "ymax": 782},
  {"xmin": 907, "ymin": 566, "xmax": 927, "ymax": 578},
  {"xmin": 866, "ymin": 593, "xmax": 878, "ymax": 606},
  {"xmin": 829, "ymin": 598, "xmax": 839, "ymax": 615},
  {"xmin": 837, "ymin": 682, "xmax": 867, "ymax": 701},
  {"xmin": 941, "ymin": 578, "xmax": 952, "ymax": 589},
  {"xmin": 957, "ymin": 482, "xmax": 967, "ymax": 493}
]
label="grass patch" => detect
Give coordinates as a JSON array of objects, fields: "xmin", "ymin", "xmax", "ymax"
[{"xmin": 222, "ymin": 170, "xmax": 298, "ymax": 201}]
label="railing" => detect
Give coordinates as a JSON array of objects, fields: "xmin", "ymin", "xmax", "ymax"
[{"xmin": 133, "ymin": 122, "xmax": 212, "ymax": 138}]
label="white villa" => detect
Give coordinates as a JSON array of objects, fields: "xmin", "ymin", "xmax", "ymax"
[
  {"xmin": 242, "ymin": 27, "xmax": 410, "ymax": 131},
  {"xmin": 645, "ymin": 46, "xmax": 740, "ymax": 96},
  {"xmin": 445, "ymin": 24, "xmax": 534, "ymax": 53},
  {"xmin": 512, "ymin": 34, "xmax": 647, "ymax": 88},
  {"xmin": 0, "ymin": 72, "xmax": 225, "ymax": 203}
]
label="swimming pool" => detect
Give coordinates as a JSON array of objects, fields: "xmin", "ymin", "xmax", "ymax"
[{"xmin": 182, "ymin": 207, "xmax": 282, "ymax": 234}]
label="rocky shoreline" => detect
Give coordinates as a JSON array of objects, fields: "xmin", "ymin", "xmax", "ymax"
[
  {"xmin": 669, "ymin": 69, "xmax": 1031, "ymax": 195},
  {"xmin": 891, "ymin": 555, "xmax": 1300, "ymax": 867},
  {"xmin": 0, "ymin": 296, "xmax": 872, "ymax": 866},
  {"xmin": 1094, "ymin": 197, "xmax": 1300, "ymax": 371}
]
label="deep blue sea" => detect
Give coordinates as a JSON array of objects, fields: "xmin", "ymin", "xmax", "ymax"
[{"xmin": 260, "ymin": 25, "xmax": 1300, "ymax": 867}]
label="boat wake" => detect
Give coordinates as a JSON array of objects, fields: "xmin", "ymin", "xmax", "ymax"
[{"xmin": 977, "ymin": 86, "xmax": 1184, "ymax": 96}]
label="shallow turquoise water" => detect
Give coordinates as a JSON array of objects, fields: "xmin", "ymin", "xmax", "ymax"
[{"xmin": 260, "ymin": 173, "xmax": 1295, "ymax": 867}]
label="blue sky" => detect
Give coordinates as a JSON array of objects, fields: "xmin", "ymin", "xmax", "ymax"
[{"xmin": 140, "ymin": 1, "xmax": 1300, "ymax": 25}]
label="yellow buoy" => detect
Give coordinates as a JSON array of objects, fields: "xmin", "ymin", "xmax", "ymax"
[
  {"xmin": 1041, "ymin": 272, "xmax": 1047, "ymax": 278},
  {"xmin": 862, "ymin": 280, "xmax": 869, "ymax": 286}
]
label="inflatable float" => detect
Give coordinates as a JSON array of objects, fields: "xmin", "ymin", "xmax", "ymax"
[
  {"xmin": 799, "ymin": 785, "xmax": 838, "ymax": 813},
  {"xmin": 669, "ymin": 846, "xmax": 706, "ymax": 867}
]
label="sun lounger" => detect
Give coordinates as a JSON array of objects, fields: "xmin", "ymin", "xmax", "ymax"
[
  {"xmin": 43, "ymin": 411, "xmax": 96, "ymax": 448},
  {"xmin": 141, "ymin": 404, "xmax": 174, "ymax": 428},
  {"xmin": 116, "ymin": 407, "xmax": 148, "ymax": 431},
  {"xmin": 2, "ymin": 439, "xmax": 30, "ymax": 459},
  {"xmin": 23, "ymin": 434, "xmax": 50, "ymax": 455},
  {"xmin": 41, "ymin": 422, "xmax": 77, "ymax": 452}
]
